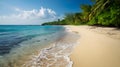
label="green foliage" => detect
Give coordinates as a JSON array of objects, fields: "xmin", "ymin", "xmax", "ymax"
[
  {"xmin": 42, "ymin": 20, "xmax": 68, "ymax": 25},
  {"xmin": 42, "ymin": 0, "xmax": 120, "ymax": 27},
  {"xmin": 88, "ymin": 17, "xmax": 98, "ymax": 25},
  {"xmin": 80, "ymin": 4, "xmax": 92, "ymax": 22},
  {"xmin": 81, "ymin": 5, "xmax": 91, "ymax": 13},
  {"xmin": 110, "ymin": 4, "xmax": 120, "ymax": 27},
  {"xmin": 88, "ymin": 1, "xmax": 120, "ymax": 27},
  {"xmin": 64, "ymin": 13, "xmax": 75, "ymax": 25}
]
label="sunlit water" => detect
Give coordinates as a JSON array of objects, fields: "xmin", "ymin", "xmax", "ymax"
[
  {"xmin": 24, "ymin": 32, "xmax": 79, "ymax": 67},
  {"xmin": 0, "ymin": 25, "xmax": 66, "ymax": 67}
]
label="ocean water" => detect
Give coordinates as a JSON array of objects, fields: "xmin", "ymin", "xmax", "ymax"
[
  {"xmin": 23, "ymin": 32, "xmax": 79, "ymax": 67},
  {"xmin": 0, "ymin": 25, "xmax": 66, "ymax": 67}
]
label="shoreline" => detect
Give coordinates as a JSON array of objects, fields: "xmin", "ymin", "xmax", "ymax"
[
  {"xmin": 65, "ymin": 25, "xmax": 120, "ymax": 67},
  {"xmin": 0, "ymin": 26, "xmax": 66, "ymax": 67},
  {"xmin": 23, "ymin": 29, "xmax": 79, "ymax": 67}
]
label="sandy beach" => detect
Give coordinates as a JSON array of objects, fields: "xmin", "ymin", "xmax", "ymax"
[{"xmin": 65, "ymin": 25, "xmax": 120, "ymax": 67}]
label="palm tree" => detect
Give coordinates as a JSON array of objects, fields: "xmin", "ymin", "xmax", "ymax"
[
  {"xmin": 80, "ymin": 4, "xmax": 91, "ymax": 22},
  {"xmin": 64, "ymin": 13, "xmax": 84, "ymax": 25},
  {"xmin": 64, "ymin": 13, "xmax": 75, "ymax": 24},
  {"xmin": 89, "ymin": 0, "xmax": 112, "ymax": 20},
  {"xmin": 74, "ymin": 13, "xmax": 83, "ymax": 24}
]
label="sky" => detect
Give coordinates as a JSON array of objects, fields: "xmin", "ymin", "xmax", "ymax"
[{"xmin": 0, "ymin": 0, "xmax": 92, "ymax": 25}]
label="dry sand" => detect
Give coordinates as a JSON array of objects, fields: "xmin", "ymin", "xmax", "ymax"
[{"xmin": 65, "ymin": 25, "xmax": 120, "ymax": 67}]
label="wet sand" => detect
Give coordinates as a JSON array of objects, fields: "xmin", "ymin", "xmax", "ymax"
[
  {"xmin": 65, "ymin": 26, "xmax": 120, "ymax": 67},
  {"xmin": 23, "ymin": 31, "xmax": 79, "ymax": 67}
]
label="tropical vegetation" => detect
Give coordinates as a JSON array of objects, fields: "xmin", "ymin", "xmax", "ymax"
[{"xmin": 42, "ymin": 0, "xmax": 120, "ymax": 27}]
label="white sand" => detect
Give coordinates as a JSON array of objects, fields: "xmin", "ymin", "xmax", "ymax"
[{"xmin": 65, "ymin": 25, "xmax": 120, "ymax": 67}]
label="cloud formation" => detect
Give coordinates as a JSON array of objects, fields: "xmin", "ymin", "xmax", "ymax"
[{"xmin": 0, "ymin": 7, "xmax": 58, "ymax": 25}]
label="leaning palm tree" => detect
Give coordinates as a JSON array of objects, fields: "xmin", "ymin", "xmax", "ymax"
[{"xmin": 89, "ymin": 0, "xmax": 112, "ymax": 20}]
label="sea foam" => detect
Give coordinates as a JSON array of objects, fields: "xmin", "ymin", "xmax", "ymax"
[{"xmin": 23, "ymin": 32, "xmax": 79, "ymax": 67}]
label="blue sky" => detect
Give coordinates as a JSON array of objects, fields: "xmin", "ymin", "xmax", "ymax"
[{"xmin": 0, "ymin": 0, "xmax": 92, "ymax": 25}]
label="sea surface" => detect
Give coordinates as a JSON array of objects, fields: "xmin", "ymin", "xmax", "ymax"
[{"xmin": 0, "ymin": 25, "xmax": 66, "ymax": 67}]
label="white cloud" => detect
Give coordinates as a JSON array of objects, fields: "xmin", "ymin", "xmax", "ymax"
[{"xmin": 0, "ymin": 7, "xmax": 58, "ymax": 25}]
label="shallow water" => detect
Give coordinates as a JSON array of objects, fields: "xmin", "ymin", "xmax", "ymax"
[
  {"xmin": 0, "ymin": 25, "xmax": 65, "ymax": 67},
  {"xmin": 24, "ymin": 32, "xmax": 79, "ymax": 67}
]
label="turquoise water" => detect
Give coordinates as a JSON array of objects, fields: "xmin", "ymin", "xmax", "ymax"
[{"xmin": 0, "ymin": 25, "xmax": 65, "ymax": 67}]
